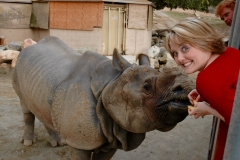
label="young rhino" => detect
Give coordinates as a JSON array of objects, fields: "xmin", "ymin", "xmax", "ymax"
[{"xmin": 12, "ymin": 36, "xmax": 195, "ymax": 160}]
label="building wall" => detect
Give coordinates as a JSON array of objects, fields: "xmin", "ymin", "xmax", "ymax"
[
  {"xmin": 49, "ymin": 2, "xmax": 103, "ymax": 30},
  {"xmin": 124, "ymin": 4, "xmax": 152, "ymax": 55},
  {"xmin": 0, "ymin": 2, "xmax": 32, "ymax": 29},
  {"xmin": 49, "ymin": 28, "xmax": 103, "ymax": 52},
  {"xmin": 125, "ymin": 29, "xmax": 152, "ymax": 55},
  {"xmin": 0, "ymin": 28, "xmax": 49, "ymax": 44},
  {"xmin": 0, "ymin": 1, "xmax": 153, "ymax": 56}
]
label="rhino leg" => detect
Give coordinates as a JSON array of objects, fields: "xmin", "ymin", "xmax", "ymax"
[
  {"xmin": 68, "ymin": 146, "xmax": 92, "ymax": 160},
  {"xmin": 92, "ymin": 149, "xmax": 117, "ymax": 160},
  {"xmin": 20, "ymin": 111, "xmax": 36, "ymax": 146},
  {"xmin": 44, "ymin": 126, "xmax": 63, "ymax": 147}
]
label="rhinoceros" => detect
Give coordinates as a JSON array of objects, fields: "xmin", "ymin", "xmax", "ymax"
[{"xmin": 12, "ymin": 36, "xmax": 194, "ymax": 160}]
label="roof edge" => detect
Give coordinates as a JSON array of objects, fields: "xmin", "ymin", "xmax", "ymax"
[{"xmin": 31, "ymin": 0, "xmax": 155, "ymax": 7}]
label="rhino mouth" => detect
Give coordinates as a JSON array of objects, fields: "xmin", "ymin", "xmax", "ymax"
[
  {"xmin": 168, "ymin": 99, "xmax": 190, "ymax": 110},
  {"xmin": 155, "ymin": 98, "xmax": 190, "ymax": 131},
  {"xmin": 157, "ymin": 99, "xmax": 190, "ymax": 112}
]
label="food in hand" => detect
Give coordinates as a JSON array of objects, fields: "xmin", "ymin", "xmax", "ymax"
[
  {"xmin": 188, "ymin": 100, "xmax": 197, "ymax": 111},
  {"xmin": 193, "ymin": 100, "xmax": 197, "ymax": 105},
  {"xmin": 188, "ymin": 105, "xmax": 195, "ymax": 111}
]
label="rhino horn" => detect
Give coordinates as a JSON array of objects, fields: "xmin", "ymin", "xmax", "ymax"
[
  {"xmin": 136, "ymin": 53, "xmax": 150, "ymax": 66},
  {"xmin": 112, "ymin": 48, "xmax": 131, "ymax": 71}
]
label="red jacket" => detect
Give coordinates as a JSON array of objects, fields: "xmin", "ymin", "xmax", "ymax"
[{"xmin": 196, "ymin": 47, "xmax": 240, "ymax": 159}]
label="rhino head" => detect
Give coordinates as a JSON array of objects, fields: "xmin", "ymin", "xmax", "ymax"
[{"xmin": 102, "ymin": 49, "xmax": 195, "ymax": 133}]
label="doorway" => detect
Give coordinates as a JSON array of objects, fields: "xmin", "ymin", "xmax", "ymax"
[{"xmin": 102, "ymin": 4, "xmax": 125, "ymax": 55}]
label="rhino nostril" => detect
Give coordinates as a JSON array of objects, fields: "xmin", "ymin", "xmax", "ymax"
[{"xmin": 172, "ymin": 85, "xmax": 183, "ymax": 92}]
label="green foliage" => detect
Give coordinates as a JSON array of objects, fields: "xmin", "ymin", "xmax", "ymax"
[
  {"xmin": 150, "ymin": 0, "xmax": 222, "ymax": 12},
  {"xmin": 150, "ymin": 0, "xmax": 167, "ymax": 10}
]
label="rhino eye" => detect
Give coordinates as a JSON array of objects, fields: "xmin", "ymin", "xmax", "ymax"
[{"xmin": 143, "ymin": 83, "xmax": 152, "ymax": 91}]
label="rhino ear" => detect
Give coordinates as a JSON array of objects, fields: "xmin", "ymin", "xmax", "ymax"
[
  {"xmin": 112, "ymin": 48, "xmax": 131, "ymax": 71},
  {"xmin": 136, "ymin": 53, "xmax": 150, "ymax": 66}
]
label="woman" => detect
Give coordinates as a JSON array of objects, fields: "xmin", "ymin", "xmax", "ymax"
[{"xmin": 164, "ymin": 17, "xmax": 240, "ymax": 160}]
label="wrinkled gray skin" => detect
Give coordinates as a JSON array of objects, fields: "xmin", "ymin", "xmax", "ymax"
[{"xmin": 12, "ymin": 36, "xmax": 195, "ymax": 160}]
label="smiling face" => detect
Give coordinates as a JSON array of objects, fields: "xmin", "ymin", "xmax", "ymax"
[
  {"xmin": 220, "ymin": 7, "xmax": 234, "ymax": 26},
  {"xmin": 163, "ymin": 18, "xmax": 226, "ymax": 74},
  {"xmin": 169, "ymin": 36, "xmax": 212, "ymax": 74}
]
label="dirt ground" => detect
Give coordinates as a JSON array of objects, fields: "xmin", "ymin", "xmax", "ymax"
[{"xmin": 0, "ymin": 9, "xmax": 228, "ymax": 160}]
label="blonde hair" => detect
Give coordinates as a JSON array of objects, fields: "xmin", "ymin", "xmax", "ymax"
[
  {"xmin": 215, "ymin": 0, "xmax": 236, "ymax": 17},
  {"xmin": 164, "ymin": 17, "xmax": 226, "ymax": 58}
]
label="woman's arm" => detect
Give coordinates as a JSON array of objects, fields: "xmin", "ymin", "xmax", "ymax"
[{"xmin": 188, "ymin": 101, "xmax": 225, "ymax": 121}]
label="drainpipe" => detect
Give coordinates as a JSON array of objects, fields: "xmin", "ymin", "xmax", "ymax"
[
  {"xmin": 117, "ymin": 7, "xmax": 120, "ymax": 50},
  {"xmin": 108, "ymin": 7, "xmax": 110, "ymax": 55},
  {"xmin": 123, "ymin": 10, "xmax": 126, "ymax": 53}
]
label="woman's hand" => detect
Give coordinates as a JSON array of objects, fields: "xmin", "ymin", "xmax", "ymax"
[
  {"xmin": 188, "ymin": 101, "xmax": 209, "ymax": 118},
  {"xmin": 188, "ymin": 101, "xmax": 225, "ymax": 121},
  {"xmin": 188, "ymin": 89, "xmax": 201, "ymax": 105}
]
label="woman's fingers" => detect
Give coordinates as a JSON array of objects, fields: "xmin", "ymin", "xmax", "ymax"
[
  {"xmin": 194, "ymin": 114, "xmax": 200, "ymax": 119},
  {"xmin": 196, "ymin": 95, "xmax": 200, "ymax": 101}
]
